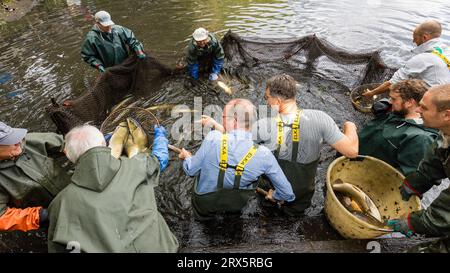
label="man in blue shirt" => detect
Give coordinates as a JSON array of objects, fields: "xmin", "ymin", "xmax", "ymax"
[{"xmin": 178, "ymin": 99, "xmax": 295, "ymax": 220}]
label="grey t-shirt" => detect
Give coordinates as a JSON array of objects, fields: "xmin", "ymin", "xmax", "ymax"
[{"xmin": 256, "ymin": 109, "xmax": 344, "ymax": 164}]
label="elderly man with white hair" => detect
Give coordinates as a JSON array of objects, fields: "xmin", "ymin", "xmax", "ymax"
[
  {"xmin": 47, "ymin": 124, "xmax": 179, "ymax": 253},
  {"xmin": 178, "ymin": 98, "xmax": 295, "ymax": 220}
]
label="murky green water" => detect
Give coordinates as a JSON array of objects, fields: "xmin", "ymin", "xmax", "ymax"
[{"xmin": 1, "ymin": 0, "xmax": 449, "ymax": 252}]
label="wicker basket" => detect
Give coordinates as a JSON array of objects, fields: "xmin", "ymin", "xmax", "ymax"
[
  {"xmin": 100, "ymin": 107, "xmax": 160, "ymax": 139},
  {"xmin": 350, "ymin": 83, "xmax": 382, "ymax": 113}
]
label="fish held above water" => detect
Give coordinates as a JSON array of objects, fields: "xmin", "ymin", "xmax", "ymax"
[
  {"xmin": 125, "ymin": 117, "xmax": 149, "ymax": 158},
  {"xmin": 332, "ymin": 179, "xmax": 382, "ymax": 222},
  {"xmin": 108, "ymin": 121, "xmax": 129, "ymax": 159}
]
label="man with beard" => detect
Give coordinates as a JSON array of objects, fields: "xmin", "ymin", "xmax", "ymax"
[
  {"xmin": 386, "ymin": 84, "xmax": 450, "ymax": 247},
  {"xmin": 359, "ymin": 79, "xmax": 438, "ymax": 175}
]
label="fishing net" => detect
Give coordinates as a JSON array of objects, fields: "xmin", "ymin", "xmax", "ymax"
[
  {"xmin": 46, "ymin": 31, "xmax": 395, "ymax": 136},
  {"xmin": 46, "ymin": 54, "xmax": 173, "ymax": 135},
  {"xmin": 222, "ymin": 31, "xmax": 395, "ymax": 89},
  {"xmin": 350, "ymin": 83, "xmax": 384, "ymax": 113}
]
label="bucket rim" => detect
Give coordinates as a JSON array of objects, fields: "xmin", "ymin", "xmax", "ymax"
[{"xmin": 325, "ymin": 155, "xmax": 416, "ymax": 234}]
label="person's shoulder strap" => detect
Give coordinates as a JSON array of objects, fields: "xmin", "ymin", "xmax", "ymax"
[
  {"xmin": 217, "ymin": 134, "xmax": 228, "ymax": 189},
  {"xmin": 291, "ymin": 109, "xmax": 302, "ymax": 162},
  {"xmin": 431, "ymin": 46, "xmax": 450, "ymax": 69},
  {"xmin": 233, "ymin": 144, "xmax": 259, "ymax": 189}
]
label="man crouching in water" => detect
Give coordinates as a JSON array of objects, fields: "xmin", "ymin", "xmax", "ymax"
[{"xmin": 47, "ymin": 124, "xmax": 179, "ymax": 253}]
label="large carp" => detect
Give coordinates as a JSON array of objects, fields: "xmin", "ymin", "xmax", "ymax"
[
  {"xmin": 108, "ymin": 121, "xmax": 129, "ymax": 159},
  {"xmin": 333, "ymin": 179, "xmax": 382, "ymax": 222},
  {"xmin": 125, "ymin": 117, "xmax": 149, "ymax": 158}
]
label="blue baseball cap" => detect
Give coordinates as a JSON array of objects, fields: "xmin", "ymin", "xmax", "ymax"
[{"xmin": 0, "ymin": 122, "xmax": 27, "ymax": 145}]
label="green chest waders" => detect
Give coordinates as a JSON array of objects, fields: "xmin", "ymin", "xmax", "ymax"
[
  {"xmin": 274, "ymin": 109, "xmax": 319, "ymax": 216},
  {"xmin": 192, "ymin": 134, "xmax": 259, "ymax": 220}
]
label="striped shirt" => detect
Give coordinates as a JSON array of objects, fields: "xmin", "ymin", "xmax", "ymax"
[{"xmin": 256, "ymin": 109, "xmax": 344, "ymax": 164}]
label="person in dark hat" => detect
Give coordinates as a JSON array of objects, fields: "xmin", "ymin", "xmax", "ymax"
[{"xmin": 0, "ymin": 122, "xmax": 71, "ymax": 232}]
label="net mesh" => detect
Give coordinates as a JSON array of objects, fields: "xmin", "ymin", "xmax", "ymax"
[
  {"xmin": 46, "ymin": 55, "xmax": 172, "ymax": 135},
  {"xmin": 46, "ymin": 30, "xmax": 396, "ymax": 137},
  {"xmin": 222, "ymin": 31, "xmax": 395, "ymax": 89}
]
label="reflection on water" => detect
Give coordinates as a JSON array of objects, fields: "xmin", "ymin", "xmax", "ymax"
[{"xmin": 1, "ymin": 0, "xmax": 450, "ymax": 251}]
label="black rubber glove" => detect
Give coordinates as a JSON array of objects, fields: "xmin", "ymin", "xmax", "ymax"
[
  {"xmin": 372, "ymin": 98, "xmax": 391, "ymax": 117},
  {"xmin": 39, "ymin": 208, "xmax": 49, "ymax": 224},
  {"xmin": 399, "ymin": 184, "xmax": 416, "ymax": 201}
]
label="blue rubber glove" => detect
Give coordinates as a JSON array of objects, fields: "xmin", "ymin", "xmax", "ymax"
[
  {"xmin": 211, "ymin": 57, "xmax": 224, "ymax": 75},
  {"xmin": 104, "ymin": 133, "xmax": 112, "ymax": 145},
  {"xmin": 187, "ymin": 63, "xmax": 199, "ymax": 80},
  {"xmin": 209, "ymin": 73, "xmax": 218, "ymax": 81},
  {"xmin": 136, "ymin": 50, "xmax": 146, "ymax": 60},
  {"xmin": 387, "ymin": 219, "xmax": 414, "ymax": 237},
  {"xmin": 152, "ymin": 125, "xmax": 169, "ymax": 172}
]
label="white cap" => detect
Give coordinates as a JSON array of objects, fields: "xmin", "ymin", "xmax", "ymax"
[
  {"xmin": 94, "ymin": 11, "xmax": 115, "ymax": 27},
  {"xmin": 192, "ymin": 27, "xmax": 209, "ymax": 41}
]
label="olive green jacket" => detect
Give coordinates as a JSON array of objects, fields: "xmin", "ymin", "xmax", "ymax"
[
  {"xmin": 404, "ymin": 134, "xmax": 450, "ymax": 236},
  {"xmin": 81, "ymin": 25, "xmax": 144, "ymax": 68},
  {"xmin": 186, "ymin": 33, "xmax": 225, "ymax": 64},
  {"xmin": 0, "ymin": 133, "xmax": 71, "ymax": 216},
  {"xmin": 47, "ymin": 147, "xmax": 179, "ymax": 253},
  {"xmin": 359, "ymin": 113, "xmax": 438, "ymax": 175}
]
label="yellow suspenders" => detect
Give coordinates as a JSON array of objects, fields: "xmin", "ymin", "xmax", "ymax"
[
  {"xmin": 275, "ymin": 109, "xmax": 302, "ymax": 162},
  {"xmin": 431, "ymin": 47, "xmax": 450, "ymax": 70},
  {"xmin": 218, "ymin": 134, "xmax": 258, "ymax": 189},
  {"xmin": 235, "ymin": 145, "xmax": 259, "ymax": 176},
  {"xmin": 219, "ymin": 134, "xmax": 229, "ymax": 171}
]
